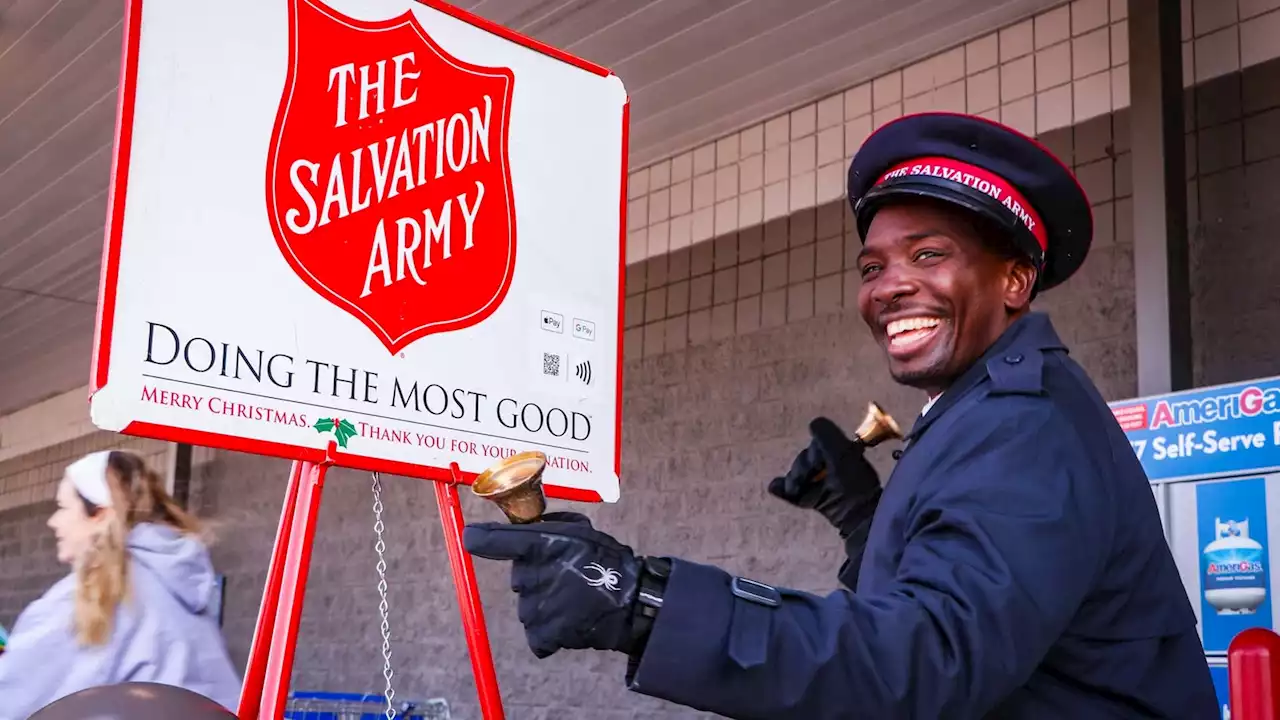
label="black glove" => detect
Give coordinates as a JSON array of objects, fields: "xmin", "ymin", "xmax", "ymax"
[
  {"xmin": 768, "ymin": 417, "xmax": 883, "ymax": 537},
  {"xmin": 462, "ymin": 511, "xmax": 644, "ymax": 659}
]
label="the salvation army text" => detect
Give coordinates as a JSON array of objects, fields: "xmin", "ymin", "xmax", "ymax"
[
  {"xmin": 143, "ymin": 321, "xmax": 590, "ymax": 443},
  {"xmin": 280, "ymin": 51, "xmax": 493, "ymax": 299}
]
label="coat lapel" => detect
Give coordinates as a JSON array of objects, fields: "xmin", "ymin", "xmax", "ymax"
[{"xmin": 902, "ymin": 312, "xmax": 1066, "ymax": 445}]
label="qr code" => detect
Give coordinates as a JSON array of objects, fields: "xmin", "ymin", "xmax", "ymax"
[{"xmin": 543, "ymin": 352, "xmax": 561, "ymax": 377}]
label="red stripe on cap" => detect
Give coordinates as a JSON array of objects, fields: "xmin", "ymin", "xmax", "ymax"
[{"xmin": 876, "ymin": 156, "xmax": 1047, "ymax": 252}]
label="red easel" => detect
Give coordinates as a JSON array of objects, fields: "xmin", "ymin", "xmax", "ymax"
[{"xmin": 235, "ymin": 457, "xmax": 506, "ymax": 720}]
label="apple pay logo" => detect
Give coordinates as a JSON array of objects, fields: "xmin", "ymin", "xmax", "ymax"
[{"xmin": 541, "ymin": 310, "xmax": 564, "ymax": 333}]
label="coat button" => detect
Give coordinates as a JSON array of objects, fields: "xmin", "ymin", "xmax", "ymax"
[{"xmin": 1005, "ymin": 354, "xmax": 1023, "ymax": 364}]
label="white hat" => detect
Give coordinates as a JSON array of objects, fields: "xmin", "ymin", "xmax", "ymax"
[{"xmin": 65, "ymin": 451, "xmax": 114, "ymax": 508}]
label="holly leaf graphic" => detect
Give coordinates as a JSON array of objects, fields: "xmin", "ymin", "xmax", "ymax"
[
  {"xmin": 312, "ymin": 417, "xmax": 356, "ymax": 448},
  {"xmin": 334, "ymin": 422, "xmax": 357, "ymax": 448}
]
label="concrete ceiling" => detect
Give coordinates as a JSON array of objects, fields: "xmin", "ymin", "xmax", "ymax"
[{"xmin": 0, "ymin": 0, "xmax": 1061, "ymax": 416}]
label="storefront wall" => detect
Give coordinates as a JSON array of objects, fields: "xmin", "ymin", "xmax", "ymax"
[{"xmin": 2, "ymin": 1, "xmax": 1280, "ymax": 718}]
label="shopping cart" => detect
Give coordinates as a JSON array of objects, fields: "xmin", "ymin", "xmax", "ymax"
[{"xmin": 283, "ymin": 691, "xmax": 450, "ymax": 719}]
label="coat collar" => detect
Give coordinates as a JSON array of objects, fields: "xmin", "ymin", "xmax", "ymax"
[{"xmin": 903, "ymin": 311, "xmax": 1067, "ymax": 442}]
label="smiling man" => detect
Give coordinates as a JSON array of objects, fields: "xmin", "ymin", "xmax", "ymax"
[{"xmin": 463, "ymin": 113, "xmax": 1219, "ymax": 719}]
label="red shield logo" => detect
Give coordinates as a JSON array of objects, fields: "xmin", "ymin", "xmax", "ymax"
[{"xmin": 266, "ymin": 0, "xmax": 517, "ymax": 354}]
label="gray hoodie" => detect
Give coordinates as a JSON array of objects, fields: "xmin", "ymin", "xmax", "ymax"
[{"xmin": 0, "ymin": 523, "xmax": 242, "ymax": 718}]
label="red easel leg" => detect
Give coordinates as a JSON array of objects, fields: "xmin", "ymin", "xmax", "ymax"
[
  {"xmin": 434, "ymin": 472, "xmax": 506, "ymax": 720},
  {"xmin": 258, "ymin": 461, "xmax": 329, "ymax": 720},
  {"xmin": 238, "ymin": 461, "xmax": 304, "ymax": 719}
]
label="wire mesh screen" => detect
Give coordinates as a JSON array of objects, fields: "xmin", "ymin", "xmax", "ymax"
[{"xmin": 284, "ymin": 691, "xmax": 450, "ymax": 720}]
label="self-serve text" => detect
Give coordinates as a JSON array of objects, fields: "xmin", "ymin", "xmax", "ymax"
[{"xmin": 1128, "ymin": 424, "xmax": 1280, "ymax": 461}]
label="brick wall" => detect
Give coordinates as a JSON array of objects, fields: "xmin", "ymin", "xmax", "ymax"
[
  {"xmin": 0, "ymin": 502, "xmax": 61, "ymax": 631},
  {"xmin": 1186, "ymin": 56, "xmax": 1280, "ymax": 386},
  {"xmin": 621, "ymin": 0, "xmax": 1280, "ymax": 268}
]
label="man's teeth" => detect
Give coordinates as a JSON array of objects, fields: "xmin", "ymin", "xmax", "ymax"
[{"xmin": 886, "ymin": 317, "xmax": 941, "ymax": 338}]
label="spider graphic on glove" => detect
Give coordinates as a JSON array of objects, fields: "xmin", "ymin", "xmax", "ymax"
[{"xmin": 582, "ymin": 562, "xmax": 621, "ymax": 591}]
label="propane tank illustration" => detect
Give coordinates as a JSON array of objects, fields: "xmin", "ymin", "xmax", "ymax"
[{"xmin": 1203, "ymin": 517, "xmax": 1268, "ymax": 614}]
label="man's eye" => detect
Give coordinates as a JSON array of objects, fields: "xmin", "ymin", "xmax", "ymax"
[
  {"xmin": 914, "ymin": 249, "xmax": 943, "ymax": 261},
  {"xmin": 859, "ymin": 264, "xmax": 880, "ymax": 277}
]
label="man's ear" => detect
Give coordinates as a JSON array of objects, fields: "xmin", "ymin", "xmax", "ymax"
[{"xmin": 1005, "ymin": 260, "xmax": 1038, "ymax": 311}]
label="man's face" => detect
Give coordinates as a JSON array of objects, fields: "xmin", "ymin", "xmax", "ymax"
[{"xmin": 855, "ymin": 198, "xmax": 1037, "ymax": 396}]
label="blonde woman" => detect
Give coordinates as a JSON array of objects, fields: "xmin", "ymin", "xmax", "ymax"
[{"xmin": 0, "ymin": 450, "xmax": 241, "ymax": 718}]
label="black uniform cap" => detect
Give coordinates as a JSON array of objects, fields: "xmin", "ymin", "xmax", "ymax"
[{"xmin": 846, "ymin": 111, "xmax": 1092, "ymax": 291}]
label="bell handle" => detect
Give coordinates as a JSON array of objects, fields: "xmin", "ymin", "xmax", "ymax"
[{"xmin": 803, "ymin": 401, "xmax": 903, "ymax": 483}]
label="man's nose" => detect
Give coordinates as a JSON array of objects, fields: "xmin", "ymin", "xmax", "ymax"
[{"xmin": 869, "ymin": 264, "xmax": 918, "ymax": 306}]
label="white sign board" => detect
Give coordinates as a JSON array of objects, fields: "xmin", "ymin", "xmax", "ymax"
[{"xmin": 90, "ymin": 0, "xmax": 627, "ymax": 502}]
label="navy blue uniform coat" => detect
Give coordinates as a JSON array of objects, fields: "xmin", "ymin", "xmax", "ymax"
[{"xmin": 626, "ymin": 313, "xmax": 1219, "ymax": 719}]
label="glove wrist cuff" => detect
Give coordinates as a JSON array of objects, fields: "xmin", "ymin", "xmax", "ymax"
[{"xmin": 627, "ymin": 556, "xmax": 671, "ymax": 656}]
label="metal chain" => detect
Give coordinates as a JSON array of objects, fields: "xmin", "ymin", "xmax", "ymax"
[{"xmin": 371, "ymin": 472, "xmax": 397, "ymax": 720}]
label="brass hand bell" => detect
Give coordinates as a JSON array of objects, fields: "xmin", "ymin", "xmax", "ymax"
[
  {"xmin": 852, "ymin": 401, "xmax": 904, "ymax": 449},
  {"xmin": 471, "ymin": 450, "xmax": 550, "ymax": 524},
  {"xmin": 809, "ymin": 401, "xmax": 903, "ymax": 483}
]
